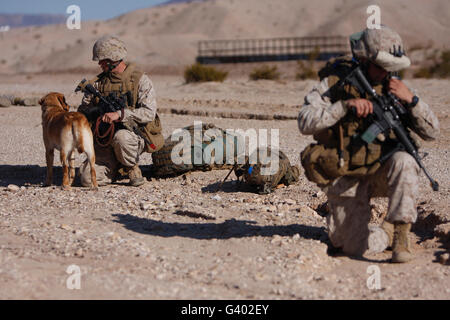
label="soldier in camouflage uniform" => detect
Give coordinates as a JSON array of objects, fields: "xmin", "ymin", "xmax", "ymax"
[
  {"xmin": 78, "ymin": 35, "xmax": 163, "ymax": 187},
  {"xmin": 298, "ymin": 27, "xmax": 440, "ymax": 262}
]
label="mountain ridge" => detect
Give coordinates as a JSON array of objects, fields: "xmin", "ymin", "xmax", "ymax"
[
  {"xmin": 0, "ymin": 13, "xmax": 66, "ymax": 28},
  {"xmin": 0, "ymin": 0, "xmax": 449, "ymax": 74}
]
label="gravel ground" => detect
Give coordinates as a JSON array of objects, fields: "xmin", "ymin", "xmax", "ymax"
[{"xmin": 0, "ymin": 74, "xmax": 448, "ymax": 300}]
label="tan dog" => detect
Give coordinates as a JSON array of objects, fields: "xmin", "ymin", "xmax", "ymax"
[{"xmin": 39, "ymin": 92, "xmax": 97, "ymax": 190}]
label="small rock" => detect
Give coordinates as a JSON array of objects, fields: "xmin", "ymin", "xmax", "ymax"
[
  {"xmin": 156, "ymin": 273, "xmax": 165, "ymax": 280},
  {"xmin": 0, "ymin": 96, "xmax": 11, "ymax": 108},
  {"xmin": 20, "ymin": 227, "xmax": 29, "ymax": 233},
  {"xmin": 435, "ymin": 223, "xmax": 450, "ymax": 241},
  {"xmin": 106, "ymin": 232, "xmax": 121, "ymax": 240},
  {"xmin": 73, "ymin": 230, "xmax": 83, "ymax": 236},
  {"xmin": 75, "ymin": 248, "xmax": 84, "ymax": 257},
  {"xmin": 7, "ymin": 184, "xmax": 20, "ymax": 192},
  {"xmin": 313, "ymin": 191, "xmax": 325, "ymax": 198},
  {"xmin": 439, "ymin": 253, "xmax": 450, "ymax": 265},
  {"xmin": 271, "ymin": 235, "xmax": 282, "ymax": 244},
  {"xmin": 284, "ymin": 198, "xmax": 296, "ymax": 205},
  {"xmin": 60, "ymin": 224, "xmax": 72, "ymax": 231},
  {"xmin": 212, "ymin": 195, "xmax": 222, "ymax": 201},
  {"xmin": 140, "ymin": 201, "xmax": 155, "ymax": 210},
  {"xmin": 298, "ymin": 205, "xmax": 316, "ymax": 216}
]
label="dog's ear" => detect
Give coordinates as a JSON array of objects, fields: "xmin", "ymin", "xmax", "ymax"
[{"xmin": 57, "ymin": 94, "xmax": 70, "ymax": 111}]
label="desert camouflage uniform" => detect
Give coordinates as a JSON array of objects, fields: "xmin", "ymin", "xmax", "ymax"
[
  {"xmin": 298, "ymin": 77, "xmax": 440, "ymax": 256},
  {"xmin": 78, "ymin": 71, "xmax": 157, "ymax": 186}
]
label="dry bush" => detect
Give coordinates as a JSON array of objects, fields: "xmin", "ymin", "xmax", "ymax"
[
  {"xmin": 296, "ymin": 61, "xmax": 318, "ymax": 80},
  {"xmin": 184, "ymin": 63, "xmax": 228, "ymax": 83},
  {"xmin": 249, "ymin": 65, "xmax": 280, "ymax": 81},
  {"xmin": 413, "ymin": 67, "xmax": 433, "ymax": 79},
  {"xmin": 409, "ymin": 44, "xmax": 425, "ymax": 52},
  {"xmin": 414, "ymin": 50, "xmax": 450, "ymax": 79},
  {"xmin": 433, "ymin": 51, "xmax": 450, "ymax": 78},
  {"xmin": 296, "ymin": 46, "xmax": 320, "ymax": 80},
  {"xmin": 308, "ymin": 46, "xmax": 321, "ymax": 61}
]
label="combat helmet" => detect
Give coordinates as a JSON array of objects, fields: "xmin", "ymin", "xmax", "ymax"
[
  {"xmin": 92, "ymin": 35, "xmax": 127, "ymax": 62},
  {"xmin": 350, "ymin": 26, "xmax": 410, "ymax": 72}
]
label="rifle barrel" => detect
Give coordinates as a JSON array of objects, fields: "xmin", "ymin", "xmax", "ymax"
[{"xmin": 349, "ymin": 67, "xmax": 439, "ymax": 192}]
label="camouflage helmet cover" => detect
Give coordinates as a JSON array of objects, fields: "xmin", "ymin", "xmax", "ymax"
[
  {"xmin": 92, "ymin": 35, "xmax": 127, "ymax": 61},
  {"xmin": 350, "ymin": 26, "xmax": 411, "ymax": 72}
]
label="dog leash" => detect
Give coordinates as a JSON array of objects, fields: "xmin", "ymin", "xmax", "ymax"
[{"xmin": 94, "ymin": 109, "xmax": 124, "ymax": 147}]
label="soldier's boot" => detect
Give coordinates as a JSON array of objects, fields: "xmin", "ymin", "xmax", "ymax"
[
  {"xmin": 392, "ymin": 222, "xmax": 413, "ymax": 263},
  {"xmin": 128, "ymin": 165, "xmax": 145, "ymax": 187},
  {"xmin": 381, "ymin": 220, "xmax": 394, "ymax": 248}
]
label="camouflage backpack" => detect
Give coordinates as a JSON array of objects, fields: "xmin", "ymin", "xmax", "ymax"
[
  {"xmin": 234, "ymin": 147, "xmax": 300, "ymax": 194},
  {"xmin": 151, "ymin": 123, "xmax": 240, "ymax": 177}
]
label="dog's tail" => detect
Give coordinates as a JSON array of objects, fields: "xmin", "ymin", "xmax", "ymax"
[{"xmin": 77, "ymin": 126, "xmax": 93, "ymax": 156}]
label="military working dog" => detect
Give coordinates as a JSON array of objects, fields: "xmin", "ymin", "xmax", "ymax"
[{"xmin": 39, "ymin": 92, "xmax": 98, "ymax": 190}]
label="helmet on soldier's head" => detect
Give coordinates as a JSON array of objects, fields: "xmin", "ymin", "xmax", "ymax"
[
  {"xmin": 92, "ymin": 35, "xmax": 127, "ymax": 62},
  {"xmin": 350, "ymin": 26, "xmax": 411, "ymax": 72}
]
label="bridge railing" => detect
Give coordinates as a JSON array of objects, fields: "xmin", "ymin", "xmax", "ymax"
[{"xmin": 197, "ymin": 36, "xmax": 350, "ymax": 64}]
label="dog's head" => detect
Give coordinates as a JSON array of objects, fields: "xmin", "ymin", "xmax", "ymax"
[{"xmin": 39, "ymin": 92, "xmax": 70, "ymax": 112}]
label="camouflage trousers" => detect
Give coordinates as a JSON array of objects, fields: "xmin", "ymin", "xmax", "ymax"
[
  {"xmin": 323, "ymin": 151, "xmax": 420, "ymax": 256},
  {"xmin": 80, "ymin": 129, "xmax": 145, "ymax": 186}
]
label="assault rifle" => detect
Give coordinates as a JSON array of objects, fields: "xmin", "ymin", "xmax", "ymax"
[
  {"xmin": 75, "ymin": 79, "xmax": 155, "ymax": 149},
  {"xmin": 341, "ymin": 66, "xmax": 439, "ymax": 191}
]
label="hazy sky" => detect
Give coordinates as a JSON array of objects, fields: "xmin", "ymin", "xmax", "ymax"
[{"xmin": 0, "ymin": 0, "xmax": 168, "ymax": 20}]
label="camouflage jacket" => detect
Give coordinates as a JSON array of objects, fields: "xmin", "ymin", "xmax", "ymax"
[
  {"xmin": 80, "ymin": 64, "xmax": 157, "ymax": 125},
  {"xmin": 297, "ymin": 77, "xmax": 440, "ymax": 142}
]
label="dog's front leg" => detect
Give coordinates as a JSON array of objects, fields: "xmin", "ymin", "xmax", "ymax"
[{"xmin": 45, "ymin": 148, "xmax": 54, "ymax": 186}]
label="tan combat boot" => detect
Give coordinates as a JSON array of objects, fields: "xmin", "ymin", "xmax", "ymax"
[
  {"xmin": 381, "ymin": 221, "xmax": 394, "ymax": 248},
  {"xmin": 128, "ymin": 165, "xmax": 145, "ymax": 187},
  {"xmin": 392, "ymin": 222, "xmax": 413, "ymax": 263}
]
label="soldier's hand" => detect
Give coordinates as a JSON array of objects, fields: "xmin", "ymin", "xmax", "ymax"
[
  {"xmin": 102, "ymin": 111, "xmax": 120, "ymax": 124},
  {"xmin": 389, "ymin": 78, "xmax": 414, "ymax": 104},
  {"xmin": 346, "ymin": 99, "xmax": 373, "ymax": 118}
]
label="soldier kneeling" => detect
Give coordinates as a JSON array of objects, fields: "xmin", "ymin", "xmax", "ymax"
[
  {"xmin": 298, "ymin": 27, "xmax": 440, "ymax": 262},
  {"xmin": 77, "ymin": 35, "xmax": 164, "ymax": 187}
]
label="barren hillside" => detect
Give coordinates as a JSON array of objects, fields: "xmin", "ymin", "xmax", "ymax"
[{"xmin": 0, "ymin": 0, "xmax": 449, "ymax": 74}]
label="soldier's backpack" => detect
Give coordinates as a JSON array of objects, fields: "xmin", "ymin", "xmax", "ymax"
[
  {"xmin": 234, "ymin": 147, "xmax": 300, "ymax": 194},
  {"xmin": 151, "ymin": 123, "xmax": 240, "ymax": 177}
]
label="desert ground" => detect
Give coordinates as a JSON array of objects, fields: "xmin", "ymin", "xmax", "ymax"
[{"xmin": 0, "ymin": 70, "xmax": 448, "ymax": 300}]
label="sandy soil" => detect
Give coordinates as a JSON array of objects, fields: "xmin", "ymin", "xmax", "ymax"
[{"xmin": 0, "ymin": 73, "xmax": 449, "ymax": 300}]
